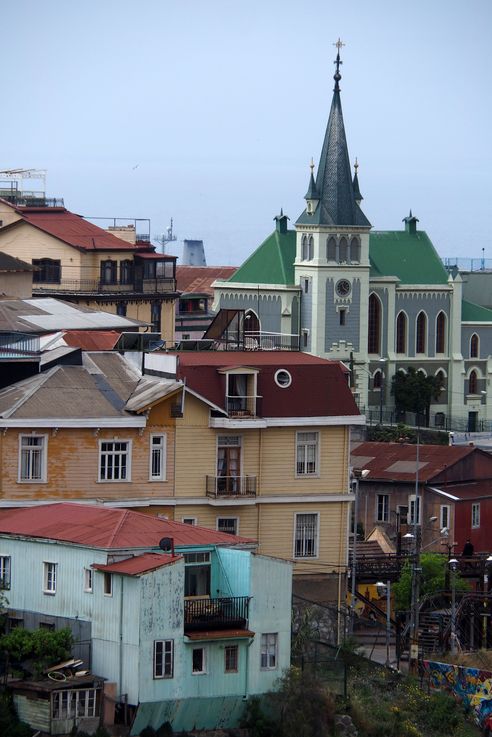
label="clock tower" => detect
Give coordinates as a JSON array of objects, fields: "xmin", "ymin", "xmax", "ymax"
[{"xmin": 294, "ymin": 41, "xmax": 372, "ymax": 407}]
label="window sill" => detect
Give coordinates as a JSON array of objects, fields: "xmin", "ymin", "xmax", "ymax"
[
  {"xmin": 17, "ymin": 479, "xmax": 47, "ymax": 484},
  {"xmin": 43, "ymin": 591, "xmax": 56, "ymax": 596},
  {"xmin": 97, "ymin": 479, "xmax": 132, "ymax": 483}
]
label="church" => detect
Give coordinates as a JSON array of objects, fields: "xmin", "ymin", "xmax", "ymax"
[{"xmin": 213, "ymin": 45, "xmax": 492, "ymax": 433}]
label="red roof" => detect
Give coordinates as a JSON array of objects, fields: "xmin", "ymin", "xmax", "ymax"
[
  {"xmin": 429, "ymin": 481, "xmax": 492, "ymax": 501},
  {"xmin": 176, "ymin": 266, "xmax": 237, "ymax": 296},
  {"xmin": 4, "ymin": 208, "xmax": 154, "ymax": 252},
  {"xmin": 93, "ymin": 552, "xmax": 180, "ymax": 576},
  {"xmin": 176, "ymin": 351, "xmax": 359, "ymax": 418},
  {"xmin": 351, "ymin": 441, "xmax": 478, "ymax": 482},
  {"xmin": 63, "ymin": 330, "xmax": 121, "ymax": 351},
  {"xmin": 0, "ymin": 503, "xmax": 255, "ymax": 549}
]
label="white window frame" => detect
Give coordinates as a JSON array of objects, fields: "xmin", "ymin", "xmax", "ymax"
[
  {"xmin": 149, "ymin": 434, "xmax": 166, "ymax": 481},
  {"xmin": 103, "ymin": 572, "xmax": 113, "ymax": 597},
  {"xmin": 182, "ymin": 517, "xmax": 197, "ymax": 526},
  {"xmin": 216, "ymin": 517, "xmax": 239, "ymax": 535},
  {"xmin": 293, "ymin": 512, "xmax": 319, "ymax": 559},
  {"xmin": 0, "ymin": 555, "xmax": 11, "ymax": 590},
  {"xmin": 52, "ymin": 688, "xmax": 98, "ymax": 720},
  {"xmin": 225, "ymin": 644, "xmax": 239, "ymax": 673},
  {"xmin": 295, "ymin": 431, "xmax": 319, "ymax": 477},
  {"xmin": 18, "ymin": 434, "xmax": 48, "ymax": 483},
  {"xmin": 408, "ymin": 495, "xmax": 421, "ymax": 525},
  {"xmin": 260, "ymin": 633, "xmax": 278, "ymax": 670},
  {"xmin": 98, "ymin": 440, "xmax": 132, "ymax": 482},
  {"xmin": 84, "ymin": 568, "xmax": 93, "ymax": 593},
  {"xmin": 43, "ymin": 562, "xmax": 57, "ymax": 595},
  {"xmin": 154, "ymin": 639, "xmax": 174, "ymax": 679},
  {"xmin": 440, "ymin": 505, "xmax": 450, "ymax": 531},
  {"xmin": 192, "ymin": 646, "xmax": 207, "ymax": 675},
  {"xmin": 472, "ymin": 503, "xmax": 480, "ymax": 529},
  {"xmin": 376, "ymin": 494, "xmax": 389, "ymax": 523}
]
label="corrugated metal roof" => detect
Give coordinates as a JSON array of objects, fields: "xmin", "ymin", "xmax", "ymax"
[
  {"xmin": 93, "ymin": 552, "xmax": 180, "ymax": 575},
  {"xmin": 0, "ymin": 503, "xmax": 256, "ymax": 549},
  {"xmin": 0, "ymin": 252, "xmax": 35, "ymax": 272},
  {"xmin": 351, "ymin": 441, "xmax": 477, "ymax": 482},
  {"xmin": 176, "ymin": 266, "xmax": 237, "ymax": 296},
  {"xmin": 62, "ymin": 330, "xmax": 121, "ymax": 351},
  {"xmin": 429, "ymin": 481, "xmax": 492, "ymax": 501}
]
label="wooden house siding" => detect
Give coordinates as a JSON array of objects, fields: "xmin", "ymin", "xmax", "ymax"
[
  {"xmin": 0, "ymin": 223, "xmax": 83, "ymax": 276},
  {"xmin": 172, "ymin": 504, "xmax": 259, "ymax": 539}
]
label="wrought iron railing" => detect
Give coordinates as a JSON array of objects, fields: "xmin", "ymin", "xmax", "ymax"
[
  {"xmin": 32, "ymin": 277, "xmax": 176, "ymax": 294},
  {"xmin": 206, "ymin": 475, "xmax": 257, "ymax": 497},
  {"xmin": 184, "ymin": 595, "xmax": 250, "ymax": 631},
  {"xmin": 226, "ymin": 395, "xmax": 258, "ymax": 416}
]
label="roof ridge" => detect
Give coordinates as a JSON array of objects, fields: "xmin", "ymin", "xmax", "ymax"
[{"xmin": 106, "ymin": 508, "xmax": 131, "ymax": 547}]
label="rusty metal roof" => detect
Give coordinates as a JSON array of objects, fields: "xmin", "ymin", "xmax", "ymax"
[
  {"xmin": 0, "ymin": 502, "xmax": 256, "ymax": 549},
  {"xmin": 92, "ymin": 552, "xmax": 180, "ymax": 575},
  {"xmin": 176, "ymin": 266, "xmax": 237, "ymax": 296}
]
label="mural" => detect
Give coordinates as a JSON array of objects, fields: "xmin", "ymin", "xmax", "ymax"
[{"xmin": 423, "ymin": 660, "xmax": 492, "ymax": 727}]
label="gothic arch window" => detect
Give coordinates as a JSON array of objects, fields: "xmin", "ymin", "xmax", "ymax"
[
  {"xmin": 435, "ymin": 311, "xmax": 446, "ymax": 354},
  {"xmin": 301, "ymin": 235, "xmax": 308, "ymax": 261},
  {"xmin": 373, "ymin": 369, "xmax": 382, "ymax": 389},
  {"xmin": 469, "ymin": 369, "xmax": 478, "ymax": 395},
  {"xmin": 338, "ymin": 237, "xmax": 348, "ymax": 263},
  {"xmin": 416, "ymin": 311, "xmax": 427, "ymax": 354},
  {"xmin": 327, "ymin": 236, "xmax": 337, "ymax": 261},
  {"xmin": 470, "ymin": 333, "xmax": 479, "ymax": 358},
  {"xmin": 244, "ymin": 310, "xmax": 260, "ymax": 336},
  {"xmin": 368, "ymin": 293, "xmax": 382, "ymax": 355},
  {"xmin": 396, "ymin": 311, "xmax": 407, "ymax": 354},
  {"xmin": 350, "ymin": 236, "xmax": 361, "ymax": 263},
  {"xmin": 308, "ymin": 236, "xmax": 314, "ymax": 261},
  {"xmin": 435, "ymin": 369, "xmax": 446, "ymax": 396}
]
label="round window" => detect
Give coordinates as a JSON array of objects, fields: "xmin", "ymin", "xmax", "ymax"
[{"xmin": 275, "ymin": 369, "xmax": 292, "ymax": 388}]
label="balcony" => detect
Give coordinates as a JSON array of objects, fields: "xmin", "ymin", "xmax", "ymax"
[
  {"xmin": 184, "ymin": 595, "xmax": 250, "ymax": 632},
  {"xmin": 206, "ymin": 475, "xmax": 257, "ymax": 498},
  {"xmin": 32, "ymin": 277, "xmax": 177, "ymax": 296},
  {"xmin": 226, "ymin": 395, "xmax": 258, "ymax": 417}
]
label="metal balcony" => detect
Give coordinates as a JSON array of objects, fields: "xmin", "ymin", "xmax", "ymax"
[
  {"xmin": 184, "ymin": 595, "xmax": 250, "ymax": 632},
  {"xmin": 206, "ymin": 475, "xmax": 257, "ymax": 498},
  {"xmin": 32, "ymin": 277, "xmax": 176, "ymax": 295}
]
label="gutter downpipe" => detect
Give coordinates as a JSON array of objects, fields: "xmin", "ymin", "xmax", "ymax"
[{"xmin": 119, "ymin": 575, "xmax": 124, "ymax": 703}]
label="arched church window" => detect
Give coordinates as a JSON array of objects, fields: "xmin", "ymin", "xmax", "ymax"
[
  {"xmin": 435, "ymin": 370, "xmax": 446, "ymax": 395},
  {"xmin": 308, "ymin": 236, "xmax": 314, "ymax": 260},
  {"xmin": 338, "ymin": 237, "xmax": 348, "ymax": 263},
  {"xmin": 327, "ymin": 236, "xmax": 337, "ymax": 261},
  {"xmin": 368, "ymin": 293, "xmax": 381, "ymax": 354},
  {"xmin": 416, "ymin": 311, "xmax": 427, "ymax": 354},
  {"xmin": 469, "ymin": 370, "xmax": 478, "ymax": 395},
  {"xmin": 301, "ymin": 236, "xmax": 308, "ymax": 261},
  {"xmin": 435, "ymin": 312, "xmax": 446, "ymax": 354},
  {"xmin": 470, "ymin": 333, "xmax": 479, "ymax": 358},
  {"xmin": 350, "ymin": 236, "xmax": 360, "ymax": 263},
  {"xmin": 373, "ymin": 369, "xmax": 382, "ymax": 389},
  {"xmin": 396, "ymin": 312, "xmax": 407, "ymax": 354}
]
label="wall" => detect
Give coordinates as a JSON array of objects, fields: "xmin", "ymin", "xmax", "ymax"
[
  {"xmin": 0, "ymin": 271, "xmax": 32, "ymax": 298},
  {"xmin": 0, "ymin": 223, "xmax": 82, "ymax": 280},
  {"xmin": 423, "ymin": 660, "xmax": 492, "ymax": 727}
]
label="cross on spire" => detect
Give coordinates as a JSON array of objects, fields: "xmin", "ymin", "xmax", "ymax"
[{"xmin": 333, "ymin": 38, "xmax": 345, "ymax": 90}]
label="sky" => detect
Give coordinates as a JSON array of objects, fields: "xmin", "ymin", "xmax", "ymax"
[{"xmin": 2, "ymin": 0, "xmax": 492, "ymax": 266}]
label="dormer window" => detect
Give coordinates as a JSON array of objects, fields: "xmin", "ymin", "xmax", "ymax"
[{"xmin": 222, "ymin": 367, "xmax": 259, "ymax": 417}]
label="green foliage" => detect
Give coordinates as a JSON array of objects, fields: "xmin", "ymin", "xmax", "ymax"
[
  {"xmin": 0, "ymin": 626, "xmax": 73, "ymax": 676},
  {"xmin": 392, "ymin": 368, "xmax": 443, "ymax": 426},
  {"xmin": 368, "ymin": 423, "xmax": 448, "ymax": 445},
  {"xmin": 240, "ymin": 696, "xmax": 276, "ymax": 737},
  {"xmin": 393, "ymin": 553, "xmax": 468, "ymax": 610},
  {"xmin": 0, "ymin": 692, "xmax": 32, "ymax": 737},
  {"xmin": 272, "ymin": 667, "xmax": 336, "ymax": 737}
]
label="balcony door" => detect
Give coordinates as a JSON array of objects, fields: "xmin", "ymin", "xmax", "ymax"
[{"xmin": 217, "ymin": 436, "xmax": 241, "ymax": 493}]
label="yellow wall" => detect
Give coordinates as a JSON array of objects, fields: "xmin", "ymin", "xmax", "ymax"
[
  {"xmin": 0, "ymin": 223, "xmax": 83, "ymax": 281},
  {"xmin": 0, "ymin": 201, "xmax": 23, "ymax": 227}
]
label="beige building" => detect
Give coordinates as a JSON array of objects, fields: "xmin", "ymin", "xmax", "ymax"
[{"xmin": 0, "ymin": 198, "xmax": 178, "ymax": 342}]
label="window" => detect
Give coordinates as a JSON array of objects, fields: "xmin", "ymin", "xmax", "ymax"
[
  {"xmin": 350, "ymin": 236, "xmax": 361, "ymax": 263},
  {"xmin": 408, "ymin": 495, "xmax": 421, "ymax": 525},
  {"xmin": 39, "ymin": 621, "xmax": 55, "ymax": 631},
  {"xmin": 120, "ymin": 259, "xmax": 134, "ymax": 285},
  {"xmin": 296, "ymin": 432, "xmax": 319, "ymax": 476},
  {"xmin": 149, "ymin": 434, "xmax": 166, "ymax": 481},
  {"xmin": 376, "ymin": 494, "xmax": 389, "ymax": 523},
  {"xmin": 99, "ymin": 441, "xmax": 131, "ymax": 481},
  {"xmin": 52, "ymin": 688, "xmax": 98, "ymax": 720},
  {"xmin": 368, "ymin": 294, "xmax": 381, "ymax": 354},
  {"xmin": 217, "ymin": 517, "xmax": 238, "ymax": 535},
  {"xmin": 184, "ymin": 552, "xmax": 211, "ymax": 597},
  {"xmin": 470, "ymin": 333, "xmax": 479, "ymax": 358},
  {"xmin": 373, "ymin": 370, "xmax": 382, "ymax": 390},
  {"xmin": 217, "ymin": 435, "xmax": 241, "ymax": 493},
  {"xmin": 338, "ymin": 237, "xmax": 348, "ymax": 262},
  {"xmin": 416, "ymin": 311, "xmax": 427, "ymax": 354},
  {"xmin": 339, "ymin": 308, "xmax": 346, "ymax": 326},
  {"xmin": 302, "ymin": 329, "xmax": 309, "ymax": 348},
  {"xmin": 435, "ymin": 370, "xmax": 446, "ymax": 393},
  {"xmin": 301, "ymin": 235, "xmax": 308, "ymax": 261},
  {"xmin": 32, "ymin": 258, "xmax": 61, "ymax": 283},
  {"xmin": 0, "ymin": 556, "xmax": 11, "ymax": 590},
  {"xmin": 440, "ymin": 505, "xmax": 450, "ymax": 530},
  {"xmin": 116, "ymin": 302, "xmax": 127, "ymax": 317},
  {"xmin": 303, "ymin": 278, "xmax": 309, "ymax": 294},
  {"xmin": 260, "ymin": 633, "xmax": 277, "ymax": 669},
  {"xmin": 225, "ymin": 645, "xmax": 238, "ymax": 673},
  {"xmin": 100, "ymin": 260, "xmax": 117, "ymax": 285},
  {"xmin": 182, "ymin": 517, "xmax": 197, "ymax": 526},
  {"xmin": 396, "ymin": 312, "xmax": 407, "ymax": 354},
  {"xmin": 43, "ymin": 562, "xmax": 57, "ymax": 594},
  {"xmin": 103, "ymin": 572, "xmax": 113, "ymax": 596},
  {"xmin": 472, "ymin": 503, "xmax": 480, "ymax": 529},
  {"xmin": 151, "ymin": 301, "xmax": 162, "ymax": 332},
  {"xmin": 192, "ymin": 647, "xmax": 206, "ymax": 674},
  {"xmin": 469, "ymin": 370, "xmax": 478, "ymax": 395},
  {"xmin": 144, "ymin": 261, "xmax": 157, "ymax": 280},
  {"xmin": 294, "ymin": 513, "xmax": 319, "ymax": 558},
  {"xmin": 327, "ymin": 236, "xmax": 337, "ymax": 261},
  {"xmin": 154, "ymin": 640, "xmax": 174, "ymax": 678},
  {"xmin": 19, "ymin": 435, "xmax": 47, "ymax": 482},
  {"xmin": 84, "ymin": 568, "xmax": 93, "ymax": 593},
  {"xmin": 275, "ymin": 369, "xmax": 292, "ymax": 388},
  {"xmin": 436, "ymin": 312, "xmax": 446, "ymax": 354}
]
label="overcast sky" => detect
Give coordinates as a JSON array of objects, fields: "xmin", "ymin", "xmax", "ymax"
[{"xmin": 2, "ymin": 1, "xmax": 491, "ymax": 266}]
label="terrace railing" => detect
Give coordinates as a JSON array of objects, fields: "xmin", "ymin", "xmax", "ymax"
[
  {"xmin": 206, "ymin": 475, "xmax": 257, "ymax": 498},
  {"xmin": 184, "ymin": 595, "xmax": 250, "ymax": 632}
]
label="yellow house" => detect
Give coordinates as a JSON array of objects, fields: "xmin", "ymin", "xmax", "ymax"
[{"xmin": 0, "ymin": 198, "xmax": 178, "ymax": 342}]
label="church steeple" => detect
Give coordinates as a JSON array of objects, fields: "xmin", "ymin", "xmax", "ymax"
[{"xmin": 296, "ymin": 40, "xmax": 371, "ymax": 228}]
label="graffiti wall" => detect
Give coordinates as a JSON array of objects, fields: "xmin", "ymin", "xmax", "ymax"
[{"xmin": 423, "ymin": 660, "xmax": 492, "ymax": 726}]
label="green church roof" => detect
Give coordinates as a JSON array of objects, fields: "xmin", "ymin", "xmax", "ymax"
[
  {"xmin": 369, "ymin": 230, "xmax": 449, "ymax": 285},
  {"xmin": 227, "ymin": 223, "xmax": 296, "ymax": 286},
  {"xmin": 461, "ymin": 299, "xmax": 492, "ymax": 323}
]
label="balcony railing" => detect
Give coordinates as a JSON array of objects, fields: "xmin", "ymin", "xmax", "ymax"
[
  {"xmin": 206, "ymin": 475, "xmax": 257, "ymax": 498},
  {"xmin": 184, "ymin": 595, "xmax": 250, "ymax": 632},
  {"xmin": 226, "ymin": 395, "xmax": 258, "ymax": 417},
  {"xmin": 32, "ymin": 277, "xmax": 176, "ymax": 295}
]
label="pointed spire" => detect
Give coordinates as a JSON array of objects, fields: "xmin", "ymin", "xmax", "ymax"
[
  {"xmin": 352, "ymin": 158, "xmax": 363, "ymax": 204},
  {"xmin": 296, "ymin": 41, "xmax": 371, "ymax": 228},
  {"xmin": 274, "ymin": 209, "xmax": 289, "ymax": 234},
  {"xmin": 304, "ymin": 158, "xmax": 319, "ymax": 201},
  {"xmin": 403, "ymin": 210, "xmax": 419, "ymax": 235}
]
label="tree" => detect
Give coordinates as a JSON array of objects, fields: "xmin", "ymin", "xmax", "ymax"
[
  {"xmin": 393, "ymin": 553, "xmax": 468, "ymax": 610},
  {"xmin": 392, "ymin": 367, "xmax": 443, "ymax": 427}
]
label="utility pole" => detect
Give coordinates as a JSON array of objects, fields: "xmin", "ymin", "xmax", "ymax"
[{"xmin": 409, "ymin": 426, "xmax": 421, "ymax": 673}]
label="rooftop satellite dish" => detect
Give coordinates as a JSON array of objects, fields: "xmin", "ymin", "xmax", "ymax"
[{"xmin": 159, "ymin": 537, "xmax": 174, "ymax": 553}]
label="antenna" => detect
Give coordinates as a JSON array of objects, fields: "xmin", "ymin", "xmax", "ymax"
[{"xmin": 154, "ymin": 218, "xmax": 177, "ymax": 255}]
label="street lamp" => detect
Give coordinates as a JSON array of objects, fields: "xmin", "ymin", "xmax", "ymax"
[
  {"xmin": 350, "ymin": 468, "xmax": 370, "ymax": 633},
  {"xmin": 449, "ymin": 558, "xmax": 459, "ymax": 655},
  {"xmin": 376, "ymin": 580, "xmax": 392, "ymax": 667}
]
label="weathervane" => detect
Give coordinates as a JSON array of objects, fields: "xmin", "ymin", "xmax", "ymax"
[{"xmin": 333, "ymin": 37, "xmax": 345, "ymax": 90}]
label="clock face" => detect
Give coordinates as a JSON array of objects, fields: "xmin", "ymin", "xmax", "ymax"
[{"xmin": 336, "ymin": 279, "xmax": 351, "ymax": 297}]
